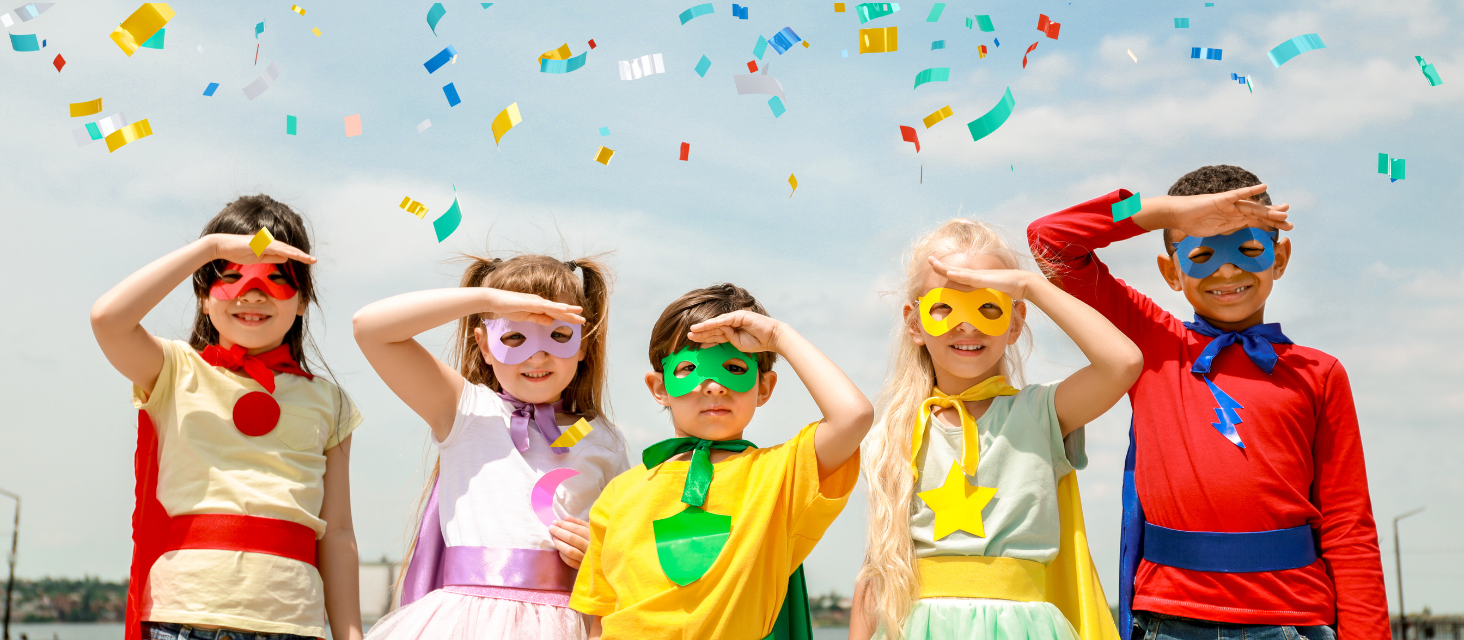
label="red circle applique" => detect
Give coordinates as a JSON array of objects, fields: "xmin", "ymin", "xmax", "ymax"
[{"xmin": 233, "ymin": 391, "xmax": 281, "ymax": 436}]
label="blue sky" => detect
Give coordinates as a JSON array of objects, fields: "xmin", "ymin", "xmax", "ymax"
[{"xmin": 2, "ymin": 0, "xmax": 1461, "ymax": 613}]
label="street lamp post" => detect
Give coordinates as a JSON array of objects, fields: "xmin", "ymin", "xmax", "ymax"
[
  {"xmin": 0, "ymin": 488, "xmax": 18, "ymax": 640},
  {"xmin": 1393, "ymin": 506, "xmax": 1426, "ymax": 640}
]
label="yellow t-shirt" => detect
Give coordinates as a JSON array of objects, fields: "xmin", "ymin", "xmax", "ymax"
[
  {"xmin": 570, "ymin": 422, "xmax": 859, "ymax": 640},
  {"xmin": 132, "ymin": 339, "xmax": 362, "ymax": 637}
]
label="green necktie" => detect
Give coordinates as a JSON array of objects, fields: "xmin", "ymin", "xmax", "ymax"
[{"xmin": 642, "ymin": 436, "xmax": 757, "ymax": 507}]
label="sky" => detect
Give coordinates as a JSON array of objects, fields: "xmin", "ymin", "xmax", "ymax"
[{"xmin": 2, "ymin": 0, "xmax": 1462, "ymax": 615}]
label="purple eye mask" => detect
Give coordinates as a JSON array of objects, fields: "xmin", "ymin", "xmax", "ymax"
[{"xmin": 484, "ymin": 318, "xmax": 582, "ymax": 365}]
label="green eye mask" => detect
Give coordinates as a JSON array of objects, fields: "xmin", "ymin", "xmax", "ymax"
[{"xmin": 659, "ymin": 342, "xmax": 759, "ymax": 397}]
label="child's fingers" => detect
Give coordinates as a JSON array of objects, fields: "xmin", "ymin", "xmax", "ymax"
[
  {"xmin": 552, "ymin": 519, "xmax": 591, "ymax": 546},
  {"xmin": 555, "ymin": 547, "xmax": 583, "ymax": 569},
  {"xmin": 551, "ymin": 536, "xmax": 586, "ymax": 563}
]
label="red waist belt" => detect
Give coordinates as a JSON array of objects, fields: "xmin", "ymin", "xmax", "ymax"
[{"xmin": 165, "ymin": 514, "xmax": 318, "ymax": 565}]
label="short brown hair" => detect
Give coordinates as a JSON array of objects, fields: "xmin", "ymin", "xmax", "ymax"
[
  {"xmin": 647, "ymin": 283, "xmax": 778, "ymax": 374},
  {"xmin": 1163, "ymin": 164, "xmax": 1275, "ymax": 254}
]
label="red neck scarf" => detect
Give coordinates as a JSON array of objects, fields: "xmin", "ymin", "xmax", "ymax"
[{"xmin": 199, "ymin": 343, "xmax": 313, "ymax": 393}]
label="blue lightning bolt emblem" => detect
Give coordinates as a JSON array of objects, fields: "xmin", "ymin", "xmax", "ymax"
[{"xmin": 1201, "ymin": 376, "xmax": 1246, "ymax": 448}]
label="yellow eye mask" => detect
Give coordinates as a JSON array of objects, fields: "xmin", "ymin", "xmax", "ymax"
[{"xmin": 918, "ymin": 287, "xmax": 1014, "ymax": 336}]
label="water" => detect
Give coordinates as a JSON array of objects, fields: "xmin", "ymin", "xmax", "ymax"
[{"xmin": 3, "ymin": 623, "xmax": 850, "ymax": 639}]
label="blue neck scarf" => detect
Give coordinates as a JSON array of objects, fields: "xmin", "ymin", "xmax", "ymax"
[{"xmin": 1184, "ymin": 315, "xmax": 1293, "ymax": 375}]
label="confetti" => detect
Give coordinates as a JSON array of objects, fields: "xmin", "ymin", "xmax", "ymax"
[
  {"xmin": 202, "ymin": 82, "xmax": 219, "ymax": 96},
  {"xmin": 594, "ymin": 146, "xmax": 615, "ymax": 165},
  {"xmin": 1127, "ymin": 48, "xmax": 1137, "ymax": 62},
  {"xmin": 746, "ymin": 60, "xmax": 758, "ymax": 73},
  {"xmin": 768, "ymin": 27, "xmax": 800, "ymax": 54},
  {"xmin": 1111, "ymin": 192, "xmax": 1141, "ymax": 221},
  {"xmin": 1205, "ymin": 2, "xmax": 1213, "ymax": 5},
  {"xmin": 197, "ymin": 44, "xmax": 203, "ymax": 53},
  {"xmin": 111, "ymin": 3, "xmax": 173, "ymax": 56},
  {"xmin": 426, "ymin": 2, "xmax": 445, "ymax": 34},
  {"xmin": 1416, "ymin": 56, "xmax": 1442, "ymax": 86},
  {"xmin": 913, "ymin": 67, "xmax": 950, "ymax": 89},
  {"xmin": 753, "ymin": 35, "xmax": 768, "ymax": 59},
  {"xmin": 1378, "ymin": 153, "xmax": 1405, "ymax": 181},
  {"xmin": 69, "ymin": 98, "xmax": 103, "ymax": 117},
  {"xmin": 400, "ymin": 197, "xmax": 429, "ymax": 218},
  {"xmin": 424, "ymin": 45, "xmax": 457, "ymax": 73},
  {"xmin": 52, "ymin": 53, "xmax": 63, "ymax": 71},
  {"xmin": 900, "ymin": 125, "xmax": 920, "ymax": 152},
  {"xmin": 588, "ymin": 39, "xmax": 596, "ymax": 49},
  {"xmin": 842, "ymin": 49, "xmax": 848, "ymax": 57},
  {"xmin": 1191, "ymin": 47, "xmax": 1222, "ymax": 61},
  {"xmin": 248, "ymin": 228, "xmax": 274, "ymax": 256},
  {"xmin": 858, "ymin": 26, "xmax": 897, "ymax": 53},
  {"xmin": 1267, "ymin": 34, "xmax": 1324, "ymax": 67},
  {"xmin": 254, "ymin": 43, "xmax": 259, "ymax": 65},
  {"xmin": 434, "ymin": 187, "xmax": 462, "ymax": 242},
  {"xmin": 286, "ymin": 114, "xmax": 297, "ymax": 135},
  {"xmin": 14, "ymin": 3, "xmax": 53, "ymax": 21},
  {"xmin": 443, "ymin": 82, "xmax": 461, "ymax": 106},
  {"xmin": 255, "ymin": 20, "xmax": 264, "ymax": 38},
  {"xmin": 788, "ymin": 174, "xmax": 797, "ymax": 197},
  {"xmin": 802, "ymin": 41, "xmax": 809, "ymax": 48},
  {"xmin": 1174, "ymin": 18, "xmax": 1189, "ymax": 28},
  {"xmin": 73, "ymin": 113, "xmax": 124, "ymax": 147},
  {"xmin": 598, "ymin": 126, "xmax": 610, "ymax": 136},
  {"xmin": 9, "ymin": 33, "xmax": 38, "ymax": 51},
  {"xmin": 1022, "ymin": 41, "xmax": 1038, "ymax": 68},
  {"xmin": 834, "ymin": 2, "xmax": 844, "ymax": 11},
  {"xmin": 540, "ymin": 50, "xmax": 587, "ymax": 73},
  {"xmin": 417, "ymin": 119, "xmax": 432, "ymax": 133},
  {"xmin": 343, "ymin": 113, "xmax": 362, "ymax": 137},
  {"xmin": 768, "ymin": 95, "xmax": 786, "ymax": 117},
  {"xmin": 733, "ymin": 3, "xmax": 749, "ymax": 19},
  {"xmin": 923, "ymin": 105, "xmax": 952, "ymax": 128},
  {"xmin": 290, "ymin": 4, "xmax": 305, "ymax": 15},
  {"xmin": 966, "ymin": 17, "xmax": 972, "ymax": 28},
  {"xmin": 539, "ymin": 43, "xmax": 572, "ymax": 62},
  {"xmin": 491, "ymin": 102, "xmax": 521, "ymax": 146},
  {"xmin": 735, "ymin": 72, "xmax": 786, "ymax": 99},
  {"xmin": 104, "ymin": 119, "xmax": 153, "ymax": 153},
  {"xmin": 695, "ymin": 54, "xmax": 711, "ymax": 77},
  {"xmin": 855, "ymin": 2, "xmax": 899, "ymax": 23},
  {"xmin": 931, "ymin": 40, "xmax": 945, "ymax": 50},
  {"xmin": 1037, "ymin": 13, "xmax": 1060, "ymax": 39},
  {"xmin": 481, "ymin": 2, "xmax": 492, "ymax": 7},
  {"xmin": 140, "ymin": 28, "xmax": 164, "ymax": 49},
  {"xmin": 617, "ymin": 53, "xmax": 665, "ymax": 80},
  {"xmin": 994, "ymin": 38, "xmax": 999, "ymax": 47},
  {"xmin": 0, "ymin": 14, "xmax": 10, "ymax": 28},
  {"xmin": 679, "ymin": 142, "xmax": 690, "ymax": 161},
  {"xmin": 978, "ymin": 45, "xmax": 987, "ymax": 58},
  {"xmin": 975, "ymin": 14, "xmax": 994, "ymax": 31},
  {"xmin": 242, "ymin": 62, "xmax": 280, "ymax": 100},
  {"xmin": 926, "ymin": 3, "xmax": 944, "ymax": 21},
  {"xmin": 678, "ymin": 3, "xmax": 714, "ymax": 24},
  {"xmin": 550, "ymin": 418, "xmax": 595, "ymax": 448},
  {"xmin": 966, "ymin": 86, "xmax": 1014, "ymax": 142}
]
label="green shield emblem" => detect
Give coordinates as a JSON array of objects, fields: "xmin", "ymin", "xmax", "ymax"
[{"xmin": 651, "ymin": 506, "xmax": 732, "ymax": 586}]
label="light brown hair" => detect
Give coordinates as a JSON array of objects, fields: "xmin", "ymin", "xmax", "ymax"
[{"xmin": 647, "ymin": 283, "xmax": 778, "ymax": 374}]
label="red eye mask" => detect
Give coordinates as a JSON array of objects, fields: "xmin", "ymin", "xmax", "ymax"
[{"xmin": 209, "ymin": 263, "xmax": 298, "ymax": 300}]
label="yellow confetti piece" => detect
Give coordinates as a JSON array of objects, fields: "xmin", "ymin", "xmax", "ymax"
[
  {"xmin": 550, "ymin": 418, "xmax": 595, "ymax": 448},
  {"xmin": 1127, "ymin": 48, "xmax": 1137, "ymax": 63},
  {"xmin": 834, "ymin": 2, "xmax": 845, "ymax": 11},
  {"xmin": 859, "ymin": 26, "xmax": 898, "ymax": 53},
  {"xmin": 104, "ymin": 119, "xmax": 153, "ymax": 152},
  {"xmin": 539, "ymin": 43, "xmax": 571, "ymax": 63},
  {"xmin": 788, "ymin": 173, "xmax": 798, "ymax": 197},
  {"xmin": 491, "ymin": 102, "xmax": 522, "ymax": 147},
  {"xmin": 248, "ymin": 227, "xmax": 274, "ymax": 257},
  {"xmin": 922, "ymin": 105, "xmax": 953, "ymax": 129},
  {"xmin": 110, "ymin": 3, "xmax": 174, "ymax": 57},
  {"xmin": 290, "ymin": 4, "xmax": 305, "ymax": 15},
  {"xmin": 399, "ymin": 196, "xmax": 429, "ymax": 218},
  {"xmin": 69, "ymin": 98, "xmax": 103, "ymax": 118},
  {"xmin": 802, "ymin": 40, "xmax": 810, "ymax": 48},
  {"xmin": 594, "ymin": 146, "xmax": 615, "ymax": 165},
  {"xmin": 312, "ymin": 27, "xmax": 321, "ymax": 36}
]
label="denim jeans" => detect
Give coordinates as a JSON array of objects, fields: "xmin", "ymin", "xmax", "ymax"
[
  {"xmin": 142, "ymin": 622, "xmax": 319, "ymax": 640},
  {"xmin": 1132, "ymin": 610, "xmax": 1338, "ymax": 640}
]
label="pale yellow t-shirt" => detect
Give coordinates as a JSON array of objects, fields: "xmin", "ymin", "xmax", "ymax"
[
  {"xmin": 133, "ymin": 339, "xmax": 362, "ymax": 637},
  {"xmin": 570, "ymin": 422, "xmax": 859, "ymax": 640}
]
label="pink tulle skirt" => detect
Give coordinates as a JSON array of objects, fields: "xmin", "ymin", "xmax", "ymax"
[{"xmin": 364, "ymin": 588, "xmax": 588, "ymax": 640}]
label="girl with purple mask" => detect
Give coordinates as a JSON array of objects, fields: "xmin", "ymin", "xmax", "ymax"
[{"xmin": 353, "ymin": 254, "xmax": 628, "ymax": 640}]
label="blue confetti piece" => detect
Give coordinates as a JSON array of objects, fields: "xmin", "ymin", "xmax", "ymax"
[
  {"xmin": 768, "ymin": 95, "xmax": 786, "ymax": 117},
  {"xmin": 842, "ymin": 49, "xmax": 848, "ymax": 57},
  {"xmin": 733, "ymin": 3, "xmax": 748, "ymax": 19},
  {"xmin": 202, "ymin": 82, "xmax": 219, "ymax": 96},
  {"xmin": 599, "ymin": 126, "xmax": 610, "ymax": 136},
  {"xmin": 424, "ymin": 45, "xmax": 458, "ymax": 73},
  {"xmin": 768, "ymin": 27, "xmax": 800, "ymax": 54},
  {"xmin": 443, "ymin": 82, "xmax": 461, "ymax": 107},
  {"xmin": 993, "ymin": 38, "xmax": 999, "ymax": 47},
  {"xmin": 694, "ymin": 54, "xmax": 712, "ymax": 77}
]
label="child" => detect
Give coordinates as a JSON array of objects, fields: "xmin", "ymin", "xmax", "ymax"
[
  {"xmin": 90, "ymin": 195, "xmax": 364, "ymax": 640},
  {"xmin": 570, "ymin": 283, "xmax": 873, "ymax": 640},
  {"xmin": 850, "ymin": 219, "xmax": 1141, "ymax": 640},
  {"xmin": 352, "ymin": 254, "xmax": 629, "ymax": 639},
  {"xmin": 1027, "ymin": 165, "xmax": 1389, "ymax": 639}
]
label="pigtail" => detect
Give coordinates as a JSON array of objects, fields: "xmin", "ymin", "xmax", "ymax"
[{"xmin": 451, "ymin": 257, "xmax": 506, "ymax": 389}]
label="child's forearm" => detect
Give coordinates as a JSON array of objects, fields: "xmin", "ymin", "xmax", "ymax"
[
  {"xmin": 587, "ymin": 616, "xmax": 602, "ymax": 639},
  {"xmin": 1131, "ymin": 196, "xmax": 1182, "ymax": 231},
  {"xmin": 320, "ymin": 528, "xmax": 364, "ymax": 640},
  {"xmin": 847, "ymin": 575, "xmax": 876, "ymax": 640},
  {"xmin": 92, "ymin": 237, "xmax": 217, "ymax": 336},
  {"xmin": 352, "ymin": 288, "xmax": 494, "ymax": 346},
  {"xmin": 773, "ymin": 324, "xmax": 874, "ymax": 475}
]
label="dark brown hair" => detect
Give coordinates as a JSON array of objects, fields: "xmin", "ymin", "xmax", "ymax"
[
  {"xmin": 1163, "ymin": 164, "xmax": 1275, "ymax": 254},
  {"xmin": 188, "ymin": 194, "xmax": 318, "ymax": 373},
  {"xmin": 452, "ymin": 254, "xmax": 613, "ymax": 419},
  {"xmin": 647, "ymin": 283, "xmax": 778, "ymax": 374}
]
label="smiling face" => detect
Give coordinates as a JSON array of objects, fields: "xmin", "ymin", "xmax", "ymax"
[
  {"xmin": 646, "ymin": 356, "xmax": 776, "ymax": 442},
  {"xmin": 475, "ymin": 310, "xmax": 587, "ymax": 405},
  {"xmin": 201, "ymin": 264, "xmax": 304, "ymax": 353},
  {"xmin": 905, "ymin": 252, "xmax": 1025, "ymax": 392},
  {"xmin": 1159, "ymin": 229, "xmax": 1291, "ymax": 329}
]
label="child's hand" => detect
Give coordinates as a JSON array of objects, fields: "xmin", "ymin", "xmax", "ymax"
[
  {"xmin": 482, "ymin": 289, "xmax": 586, "ymax": 326},
  {"xmin": 929, "ymin": 258, "xmax": 1040, "ymax": 300},
  {"xmin": 1164, "ymin": 184, "xmax": 1293, "ymax": 237},
  {"xmin": 688, "ymin": 310, "xmax": 784, "ymax": 354},
  {"xmin": 549, "ymin": 516, "xmax": 591, "ymax": 569},
  {"xmin": 207, "ymin": 233, "xmax": 316, "ymax": 265}
]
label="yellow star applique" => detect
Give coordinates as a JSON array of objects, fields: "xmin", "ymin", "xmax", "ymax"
[{"xmin": 917, "ymin": 461, "xmax": 998, "ymax": 540}]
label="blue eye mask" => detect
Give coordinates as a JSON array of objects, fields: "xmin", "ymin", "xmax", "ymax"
[{"xmin": 1172, "ymin": 228, "xmax": 1279, "ymax": 278}]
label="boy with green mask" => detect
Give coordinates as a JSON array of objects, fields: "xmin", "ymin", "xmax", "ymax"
[{"xmin": 569, "ymin": 283, "xmax": 873, "ymax": 640}]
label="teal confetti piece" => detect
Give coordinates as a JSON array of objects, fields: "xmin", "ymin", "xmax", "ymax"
[
  {"xmin": 599, "ymin": 126, "xmax": 610, "ymax": 136},
  {"xmin": 480, "ymin": 2, "xmax": 492, "ymax": 7},
  {"xmin": 678, "ymin": 3, "xmax": 714, "ymax": 24},
  {"xmin": 1267, "ymin": 33, "xmax": 1325, "ymax": 67},
  {"xmin": 1391, "ymin": 158, "xmax": 1406, "ymax": 180},
  {"xmin": 427, "ymin": 3, "xmax": 446, "ymax": 35},
  {"xmin": 1111, "ymin": 192, "xmax": 1142, "ymax": 221},
  {"xmin": 1416, "ymin": 56, "xmax": 1442, "ymax": 86},
  {"xmin": 85, "ymin": 122, "xmax": 102, "ymax": 140},
  {"xmin": 965, "ymin": 17, "xmax": 972, "ymax": 28},
  {"xmin": 141, "ymin": 28, "xmax": 165, "ymax": 49},
  {"xmin": 926, "ymin": 3, "xmax": 944, "ymax": 21},
  {"xmin": 540, "ymin": 51, "xmax": 587, "ymax": 73},
  {"xmin": 286, "ymin": 115, "xmax": 297, "ymax": 135},
  {"xmin": 9, "ymin": 33, "xmax": 40, "ymax": 51},
  {"xmin": 913, "ymin": 67, "xmax": 950, "ymax": 89},
  {"xmin": 1378, "ymin": 153, "xmax": 1390, "ymax": 174},
  {"xmin": 255, "ymin": 21, "xmax": 265, "ymax": 38},
  {"xmin": 1174, "ymin": 18, "xmax": 1189, "ymax": 28},
  {"xmin": 931, "ymin": 40, "xmax": 945, "ymax": 50},
  {"xmin": 1205, "ymin": 2, "xmax": 1214, "ymax": 6},
  {"xmin": 856, "ymin": 2, "xmax": 899, "ymax": 23},
  {"xmin": 966, "ymin": 86, "xmax": 1015, "ymax": 142},
  {"xmin": 768, "ymin": 95, "xmax": 786, "ymax": 117},
  {"xmin": 754, "ymin": 35, "xmax": 768, "ymax": 59},
  {"xmin": 976, "ymin": 15, "xmax": 994, "ymax": 31},
  {"xmin": 694, "ymin": 54, "xmax": 711, "ymax": 77},
  {"xmin": 434, "ymin": 187, "xmax": 462, "ymax": 242}
]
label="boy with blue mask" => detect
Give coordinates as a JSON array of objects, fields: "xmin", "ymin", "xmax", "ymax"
[{"xmin": 1027, "ymin": 165, "xmax": 1387, "ymax": 640}]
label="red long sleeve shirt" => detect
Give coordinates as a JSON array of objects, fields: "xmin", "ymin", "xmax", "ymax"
[{"xmin": 1028, "ymin": 190, "xmax": 1388, "ymax": 639}]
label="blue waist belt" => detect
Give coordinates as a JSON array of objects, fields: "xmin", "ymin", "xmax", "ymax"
[{"xmin": 1142, "ymin": 522, "xmax": 1317, "ymax": 573}]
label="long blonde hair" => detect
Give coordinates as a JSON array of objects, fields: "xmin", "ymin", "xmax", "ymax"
[{"xmin": 857, "ymin": 219, "xmax": 1034, "ymax": 638}]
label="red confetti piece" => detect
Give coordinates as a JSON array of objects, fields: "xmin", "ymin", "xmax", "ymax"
[
  {"xmin": 747, "ymin": 60, "xmax": 758, "ymax": 72},
  {"xmin": 1037, "ymin": 14, "xmax": 1061, "ymax": 39},
  {"xmin": 53, "ymin": 54, "xmax": 65, "ymax": 72},
  {"xmin": 679, "ymin": 142, "xmax": 690, "ymax": 160},
  {"xmin": 1023, "ymin": 41, "xmax": 1038, "ymax": 68},
  {"xmin": 588, "ymin": 39, "xmax": 596, "ymax": 49},
  {"xmin": 900, "ymin": 125, "xmax": 920, "ymax": 152}
]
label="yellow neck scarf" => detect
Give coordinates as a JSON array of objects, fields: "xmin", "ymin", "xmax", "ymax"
[{"xmin": 912, "ymin": 376, "xmax": 1019, "ymax": 478}]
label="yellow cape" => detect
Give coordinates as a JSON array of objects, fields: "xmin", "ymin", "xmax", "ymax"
[{"xmin": 1046, "ymin": 471, "xmax": 1120, "ymax": 640}]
